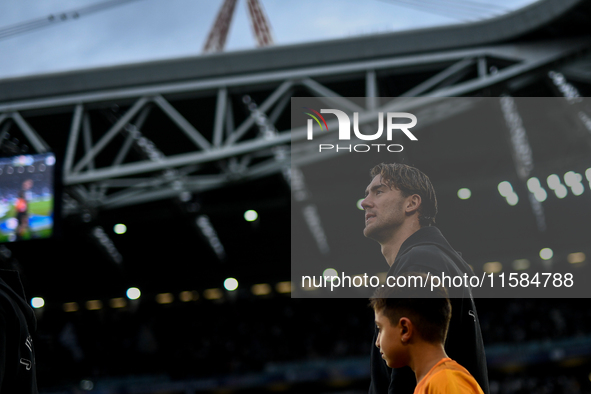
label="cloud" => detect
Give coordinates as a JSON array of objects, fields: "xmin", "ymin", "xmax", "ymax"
[{"xmin": 0, "ymin": 0, "xmax": 538, "ymax": 79}]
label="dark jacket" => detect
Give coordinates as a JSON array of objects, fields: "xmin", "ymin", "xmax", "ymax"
[
  {"xmin": 0, "ymin": 269, "xmax": 38, "ymax": 393},
  {"xmin": 369, "ymin": 226, "xmax": 489, "ymax": 394}
]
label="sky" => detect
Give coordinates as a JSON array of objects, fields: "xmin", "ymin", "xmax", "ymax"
[{"xmin": 0, "ymin": 0, "xmax": 538, "ymax": 80}]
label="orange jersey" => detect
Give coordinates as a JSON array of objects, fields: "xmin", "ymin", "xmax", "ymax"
[
  {"xmin": 15, "ymin": 198, "xmax": 27, "ymax": 213},
  {"xmin": 414, "ymin": 358, "xmax": 484, "ymax": 394}
]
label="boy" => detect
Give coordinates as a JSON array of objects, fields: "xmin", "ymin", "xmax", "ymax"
[{"xmin": 370, "ymin": 273, "xmax": 484, "ymax": 394}]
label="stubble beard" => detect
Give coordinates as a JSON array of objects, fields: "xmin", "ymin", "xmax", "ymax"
[
  {"xmin": 364, "ymin": 214, "xmax": 404, "ymax": 244},
  {"xmin": 364, "ymin": 218, "xmax": 388, "ymax": 243}
]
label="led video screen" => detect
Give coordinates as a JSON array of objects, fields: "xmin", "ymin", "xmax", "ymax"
[{"xmin": 0, "ymin": 152, "xmax": 56, "ymax": 242}]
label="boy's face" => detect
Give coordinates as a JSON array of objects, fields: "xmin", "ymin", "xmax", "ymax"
[{"xmin": 374, "ymin": 309, "xmax": 409, "ymax": 368}]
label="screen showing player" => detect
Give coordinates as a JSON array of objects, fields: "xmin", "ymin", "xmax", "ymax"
[{"xmin": 0, "ymin": 152, "xmax": 55, "ymax": 242}]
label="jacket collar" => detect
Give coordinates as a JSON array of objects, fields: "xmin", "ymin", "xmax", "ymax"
[{"xmin": 397, "ymin": 226, "xmax": 451, "ymax": 259}]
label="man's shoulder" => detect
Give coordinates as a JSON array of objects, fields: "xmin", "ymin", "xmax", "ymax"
[
  {"xmin": 404, "ymin": 244, "xmax": 447, "ymax": 259},
  {"xmin": 397, "ymin": 244, "xmax": 449, "ymax": 269},
  {"xmin": 392, "ymin": 242, "xmax": 469, "ymax": 278}
]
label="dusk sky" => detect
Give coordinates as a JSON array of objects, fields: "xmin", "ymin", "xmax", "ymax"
[{"xmin": 0, "ymin": 0, "xmax": 538, "ymax": 80}]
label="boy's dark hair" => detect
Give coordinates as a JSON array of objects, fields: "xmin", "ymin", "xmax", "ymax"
[
  {"xmin": 370, "ymin": 163, "xmax": 437, "ymax": 227},
  {"xmin": 369, "ymin": 273, "xmax": 451, "ymax": 344}
]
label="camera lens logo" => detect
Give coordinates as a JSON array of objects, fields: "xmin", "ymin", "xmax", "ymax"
[
  {"xmin": 301, "ymin": 106, "xmax": 417, "ymax": 153},
  {"xmin": 303, "ymin": 107, "xmax": 328, "ymax": 138}
]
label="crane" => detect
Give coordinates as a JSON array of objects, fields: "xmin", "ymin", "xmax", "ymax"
[{"xmin": 203, "ymin": 0, "xmax": 274, "ymax": 53}]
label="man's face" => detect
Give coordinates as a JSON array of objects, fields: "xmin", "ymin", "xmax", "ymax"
[
  {"xmin": 361, "ymin": 175, "xmax": 409, "ymax": 242},
  {"xmin": 375, "ymin": 310, "xmax": 408, "ymax": 368}
]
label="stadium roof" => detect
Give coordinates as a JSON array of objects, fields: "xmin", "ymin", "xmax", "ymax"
[{"xmin": 0, "ymin": 0, "xmax": 588, "ymax": 105}]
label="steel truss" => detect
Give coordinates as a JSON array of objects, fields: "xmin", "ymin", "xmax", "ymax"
[{"xmin": 0, "ymin": 38, "xmax": 587, "ymax": 215}]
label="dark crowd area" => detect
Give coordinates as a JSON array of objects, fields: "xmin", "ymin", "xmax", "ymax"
[{"xmin": 32, "ymin": 295, "xmax": 591, "ymax": 392}]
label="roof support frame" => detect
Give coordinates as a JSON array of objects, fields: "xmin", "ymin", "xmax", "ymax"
[{"xmin": 0, "ymin": 38, "xmax": 586, "ymax": 212}]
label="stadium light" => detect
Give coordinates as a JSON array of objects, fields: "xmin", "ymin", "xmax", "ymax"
[
  {"xmin": 527, "ymin": 177, "xmax": 540, "ymax": 190},
  {"xmin": 571, "ymin": 184, "xmax": 584, "ymax": 196},
  {"xmin": 555, "ymin": 186, "xmax": 568, "ymax": 198},
  {"xmin": 547, "ymin": 174, "xmax": 568, "ymax": 198},
  {"xmin": 203, "ymin": 288, "xmax": 223, "ymax": 300},
  {"xmin": 156, "ymin": 293, "xmax": 174, "ymax": 304},
  {"xmin": 63, "ymin": 302, "xmax": 79, "ymax": 312},
  {"xmin": 31, "ymin": 297, "xmax": 45, "ymax": 309},
  {"xmin": 527, "ymin": 177, "xmax": 547, "ymax": 202},
  {"xmin": 109, "ymin": 298, "xmax": 126, "ymax": 308},
  {"xmin": 498, "ymin": 181, "xmax": 519, "ymax": 206},
  {"xmin": 224, "ymin": 277, "xmax": 238, "ymax": 291},
  {"xmin": 251, "ymin": 283, "xmax": 272, "ymax": 296},
  {"xmin": 564, "ymin": 171, "xmax": 584, "ymax": 196},
  {"xmin": 567, "ymin": 252, "xmax": 585, "ymax": 264},
  {"xmin": 179, "ymin": 291, "xmax": 198, "ymax": 302},
  {"xmin": 512, "ymin": 259, "xmax": 530, "ymax": 271},
  {"xmin": 506, "ymin": 193, "xmax": 518, "ymax": 206},
  {"xmin": 539, "ymin": 248, "xmax": 553, "ymax": 260},
  {"xmin": 547, "ymin": 174, "xmax": 561, "ymax": 189},
  {"xmin": 322, "ymin": 268, "xmax": 338, "ymax": 281},
  {"xmin": 126, "ymin": 287, "xmax": 141, "ymax": 300},
  {"xmin": 498, "ymin": 181, "xmax": 513, "ymax": 197},
  {"xmin": 357, "ymin": 198, "xmax": 364, "ymax": 210},
  {"xmin": 275, "ymin": 281, "xmax": 292, "ymax": 294},
  {"xmin": 457, "ymin": 188, "xmax": 471, "ymax": 200},
  {"xmin": 483, "ymin": 262, "xmax": 502, "ymax": 273},
  {"xmin": 244, "ymin": 210, "xmax": 258, "ymax": 222},
  {"xmin": 113, "ymin": 223, "xmax": 127, "ymax": 234},
  {"xmin": 533, "ymin": 189, "xmax": 547, "ymax": 202},
  {"xmin": 86, "ymin": 300, "xmax": 103, "ymax": 310}
]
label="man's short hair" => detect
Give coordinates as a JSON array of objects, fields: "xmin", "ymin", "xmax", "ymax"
[
  {"xmin": 370, "ymin": 163, "xmax": 437, "ymax": 227},
  {"xmin": 369, "ymin": 273, "xmax": 451, "ymax": 344}
]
